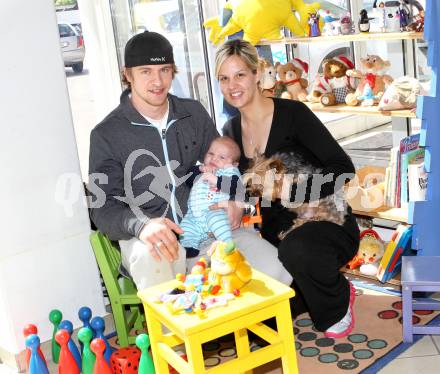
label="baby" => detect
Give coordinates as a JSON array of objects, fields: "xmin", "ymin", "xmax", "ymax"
[{"xmin": 180, "ymin": 136, "xmax": 242, "ymax": 257}]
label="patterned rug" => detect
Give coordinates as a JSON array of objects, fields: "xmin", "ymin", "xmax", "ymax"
[{"xmin": 110, "ymin": 287, "xmax": 440, "ymax": 373}]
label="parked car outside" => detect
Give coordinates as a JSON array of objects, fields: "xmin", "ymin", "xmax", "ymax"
[{"xmin": 58, "ymin": 23, "xmax": 85, "ymax": 73}]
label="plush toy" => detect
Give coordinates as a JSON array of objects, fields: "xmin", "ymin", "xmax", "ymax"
[
  {"xmin": 259, "ymin": 59, "xmax": 277, "ymax": 97},
  {"xmin": 345, "ymin": 55, "xmax": 394, "ymax": 106},
  {"xmin": 319, "ymin": 55, "xmax": 357, "ymax": 106},
  {"xmin": 347, "ymin": 229, "xmax": 385, "ymax": 276},
  {"xmin": 203, "ymin": 0, "xmax": 310, "ymax": 46},
  {"xmin": 378, "ymin": 76, "xmax": 422, "ymax": 111},
  {"xmin": 340, "ymin": 12, "xmax": 354, "ymax": 35},
  {"xmin": 207, "ymin": 241, "xmax": 252, "ymax": 293},
  {"xmin": 274, "ymin": 59, "xmax": 309, "ymax": 101},
  {"xmin": 322, "ymin": 10, "xmax": 340, "ymax": 36}
]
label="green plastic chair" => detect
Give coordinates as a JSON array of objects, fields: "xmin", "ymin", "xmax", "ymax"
[{"xmin": 90, "ymin": 231, "xmax": 145, "ymax": 347}]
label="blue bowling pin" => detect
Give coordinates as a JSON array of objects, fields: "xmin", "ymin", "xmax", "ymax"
[
  {"xmin": 58, "ymin": 320, "xmax": 82, "ymax": 371},
  {"xmin": 90, "ymin": 316, "xmax": 113, "ymax": 364},
  {"xmin": 26, "ymin": 334, "xmax": 49, "ymax": 374},
  {"xmin": 78, "ymin": 306, "xmax": 94, "ymax": 352}
]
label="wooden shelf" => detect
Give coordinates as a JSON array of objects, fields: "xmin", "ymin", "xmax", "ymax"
[
  {"xmin": 352, "ymin": 207, "xmax": 409, "ymax": 223},
  {"xmin": 258, "ymin": 31, "xmax": 424, "ymax": 45},
  {"xmin": 342, "ymin": 266, "xmax": 401, "ymax": 287},
  {"xmin": 305, "ymin": 102, "xmax": 416, "ymax": 118}
]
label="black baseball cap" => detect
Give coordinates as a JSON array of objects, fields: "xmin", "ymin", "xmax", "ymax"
[{"xmin": 124, "ymin": 31, "xmax": 174, "ymax": 68}]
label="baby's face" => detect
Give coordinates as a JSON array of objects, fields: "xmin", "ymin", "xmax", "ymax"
[{"xmin": 204, "ymin": 141, "xmax": 237, "ymax": 169}]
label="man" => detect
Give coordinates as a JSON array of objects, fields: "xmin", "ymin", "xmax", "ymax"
[{"xmin": 89, "ymin": 31, "xmax": 292, "ymax": 290}]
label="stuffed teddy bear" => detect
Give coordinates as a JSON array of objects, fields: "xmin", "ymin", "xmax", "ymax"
[
  {"xmin": 207, "ymin": 241, "xmax": 252, "ymax": 293},
  {"xmin": 274, "ymin": 59, "xmax": 309, "ymax": 101},
  {"xmin": 258, "ymin": 59, "xmax": 277, "ymax": 97},
  {"xmin": 320, "ymin": 55, "xmax": 357, "ymax": 106},
  {"xmin": 204, "ymin": 0, "xmax": 311, "ymax": 46},
  {"xmin": 347, "ymin": 229, "xmax": 385, "ymax": 276},
  {"xmin": 345, "ymin": 55, "xmax": 394, "ymax": 106}
]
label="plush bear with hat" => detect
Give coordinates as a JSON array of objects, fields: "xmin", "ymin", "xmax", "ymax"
[
  {"xmin": 274, "ymin": 58, "xmax": 309, "ymax": 102},
  {"xmin": 319, "ymin": 55, "xmax": 357, "ymax": 106}
]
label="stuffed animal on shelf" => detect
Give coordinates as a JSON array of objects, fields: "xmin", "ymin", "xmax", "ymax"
[
  {"xmin": 203, "ymin": 0, "xmax": 310, "ymax": 46},
  {"xmin": 319, "ymin": 55, "xmax": 357, "ymax": 106},
  {"xmin": 258, "ymin": 59, "xmax": 277, "ymax": 97},
  {"xmin": 358, "ymin": 9, "xmax": 373, "ymax": 32},
  {"xmin": 274, "ymin": 59, "xmax": 309, "ymax": 101},
  {"xmin": 345, "ymin": 55, "xmax": 394, "ymax": 106},
  {"xmin": 347, "ymin": 229, "xmax": 385, "ymax": 276},
  {"xmin": 207, "ymin": 241, "xmax": 252, "ymax": 293},
  {"xmin": 322, "ymin": 10, "xmax": 340, "ymax": 36},
  {"xmin": 378, "ymin": 76, "xmax": 422, "ymax": 111},
  {"xmin": 406, "ymin": 10, "xmax": 425, "ymax": 32},
  {"xmin": 340, "ymin": 12, "xmax": 354, "ymax": 35}
]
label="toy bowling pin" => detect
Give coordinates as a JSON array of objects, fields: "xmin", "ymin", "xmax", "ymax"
[
  {"xmin": 135, "ymin": 334, "xmax": 155, "ymax": 374},
  {"xmin": 90, "ymin": 317, "xmax": 113, "ymax": 364},
  {"xmin": 78, "ymin": 327, "xmax": 95, "ymax": 374},
  {"xmin": 59, "ymin": 320, "xmax": 82, "ymax": 371},
  {"xmin": 23, "ymin": 324, "xmax": 47, "ymax": 368},
  {"xmin": 26, "ymin": 334, "xmax": 49, "ymax": 374},
  {"xmin": 78, "ymin": 306, "xmax": 94, "ymax": 351},
  {"xmin": 49, "ymin": 309, "xmax": 63, "ymax": 363},
  {"xmin": 55, "ymin": 329, "xmax": 80, "ymax": 374},
  {"xmin": 90, "ymin": 338, "xmax": 112, "ymax": 374}
]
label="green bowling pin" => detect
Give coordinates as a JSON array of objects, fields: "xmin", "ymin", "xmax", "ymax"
[
  {"xmin": 77, "ymin": 327, "xmax": 95, "ymax": 374},
  {"xmin": 136, "ymin": 334, "xmax": 155, "ymax": 374},
  {"xmin": 48, "ymin": 309, "xmax": 62, "ymax": 363}
]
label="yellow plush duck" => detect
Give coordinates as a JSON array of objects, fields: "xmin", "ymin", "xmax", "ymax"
[
  {"xmin": 208, "ymin": 241, "xmax": 252, "ymax": 293},
  {"xmin": 204, "ymin": 0, "xmax": 322, "ymax": 45}
]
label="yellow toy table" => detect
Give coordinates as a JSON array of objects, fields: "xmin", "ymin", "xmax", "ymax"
[{"xmin": 138, "ymin": 270, "xmax": 298, "ymax": 373}]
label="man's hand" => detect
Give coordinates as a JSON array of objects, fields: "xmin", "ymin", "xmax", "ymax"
[
  {"xmin": 209, "ymin": 200, "xmax": 244, "ymax": 230},
  {"xmin": 138, "ymin": 218, "xmax": 183, "ymax": 262}
]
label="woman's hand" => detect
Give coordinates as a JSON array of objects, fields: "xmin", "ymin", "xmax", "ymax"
[
  {"xmin": 138, "ymin": 218, "xmax": 183, "ymax": 262},
  {"xmin": 209, "ymin": 200, "xmax": 244, "ymax": 230}
]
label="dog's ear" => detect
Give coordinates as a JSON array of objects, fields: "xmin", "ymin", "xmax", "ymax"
[{"xmin": 269, "ymin": 159, "xmax": 285, "ymax": 173}]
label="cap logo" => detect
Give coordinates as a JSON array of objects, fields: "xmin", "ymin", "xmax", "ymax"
[{"xmin": 150, "ymin": 57, "xmax": 166, "ymax": 62}]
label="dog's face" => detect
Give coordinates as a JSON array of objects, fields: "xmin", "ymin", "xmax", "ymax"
[{"xmin": 245, "ymin": 156, "xmax": 286, "ymax": 200}]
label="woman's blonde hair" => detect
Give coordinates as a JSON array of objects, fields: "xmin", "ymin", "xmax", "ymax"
[{"xmin": 214, "ymin": 39, "xmax": 259, "ymax": 78}]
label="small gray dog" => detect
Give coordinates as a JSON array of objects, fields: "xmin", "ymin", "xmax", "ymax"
[{"xmin": 247, "ymin": 152, "xmax": 349, "ymax": 239}]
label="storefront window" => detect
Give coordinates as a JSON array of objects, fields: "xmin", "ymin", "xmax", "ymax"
[{"xmin": 109, "ymin": 0, "xmax": 212, "ymax": 114}]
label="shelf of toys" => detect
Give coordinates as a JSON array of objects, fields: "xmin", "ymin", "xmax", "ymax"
[
  {"xmin": 305, "ymin": 102, "xmax": 416, "ymax": 118},
  {"xmin": 258, "ymin": 31, "xmax": 424, "ymax": 45}
]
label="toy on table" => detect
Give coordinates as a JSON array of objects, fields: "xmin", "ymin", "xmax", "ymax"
[
  {"xmin": 59, "ymin": 320, "xmax": 82, "ymax": 371},
  {"xmin": 90, "ymin": 338, "xmax": 113, "ymax": 374},
  {"xmin": 136, "ymin": 334, "xmax": 156, "ymax": 374},
  {"xmin": 274, "ymin": 59, "xmax": 309, "ymax": 101},
  {"xmin": 203, "ymin": 0, "xmax": 309, "ymax": 46},
  {"xmin": 322, "ymin": 10, "xmax": 340, "ymax": 36},
  {"xmin": 340, "ymin": 12, "xmax": 354, "ymax": 34},
  {"xmin": 347, "ymin": 229, "xmax": 385, "ymax": 276},
  {"xmin": 77, "ymin": 327, "xmax": 96, "ymax": 374},
  {"xmin": 49, "ymin": 309, "xmax": 62, "ymax": 364},
  {"xmin": 308, "ymin": 11, "xmax": 321, "ymax": 36},
  {"xmin": 345, "ymin": 54, "xmax": 394, "ymax": 106},
  {"xmin": 259, "ymin": 59, "xmax": 277, "ymax": 97},
  {"xmin": 23, "ymin": 324, "xmax": 47, "ymax": 368},
  {"xmin": 26, "ymin": 334, "xmax": 49, "ymax": 374},
  {"xmin": 208, "ymin": 241, "xmax": 252, "ymax": 293},
  {"xmin": 55, "ymin": 329, "xmax": 80, "ymax": 374},
  {"xmin": 358, "ymin": 9, "xmax": 373, "ymax": 32}
]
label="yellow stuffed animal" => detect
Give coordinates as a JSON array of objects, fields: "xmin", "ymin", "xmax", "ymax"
[
  {"xmin": 208, "ymin": 241, "xmax": 252, "ymax": 293},
  {"xmin": 204, "ymin": 0, "xmax": 316, "ymax": 45}
]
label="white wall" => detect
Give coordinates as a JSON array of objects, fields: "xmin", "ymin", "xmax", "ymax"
[{"xmin": 0, "ymin": 0, "xmax": 106, "ymax": 355}]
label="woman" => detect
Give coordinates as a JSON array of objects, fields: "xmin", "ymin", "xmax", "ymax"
[{"xmin": 216, "ymin": 39, "xmax": 360, "ymax": 338}]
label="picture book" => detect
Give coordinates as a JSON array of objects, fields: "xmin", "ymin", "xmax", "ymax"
[
  {"xmin": 400, "ymin": 148, "xmax": 425, "ymax": 208},
  {"xmin": 408, "ymin": 160, "xmax": 428, "ymax": 201},
  {"xmin": 397, "ymin": 134, "xmax": 420, "ymax": 207},
  {"xmin": 376, "ymin": 224, "xmax": 414, "ymax": 283}
]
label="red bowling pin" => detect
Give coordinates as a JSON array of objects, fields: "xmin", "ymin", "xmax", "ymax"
[
  {"xmin": 23, "ymin": 324, "xmax": 47, "ymax": 368},
  {"xmin": 90, "ymin": 338, "xmax": 112, "ymax": 374},
  {"xmin": 55, "ymin": 329, "xmax": 80, "ymax": 374}
]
